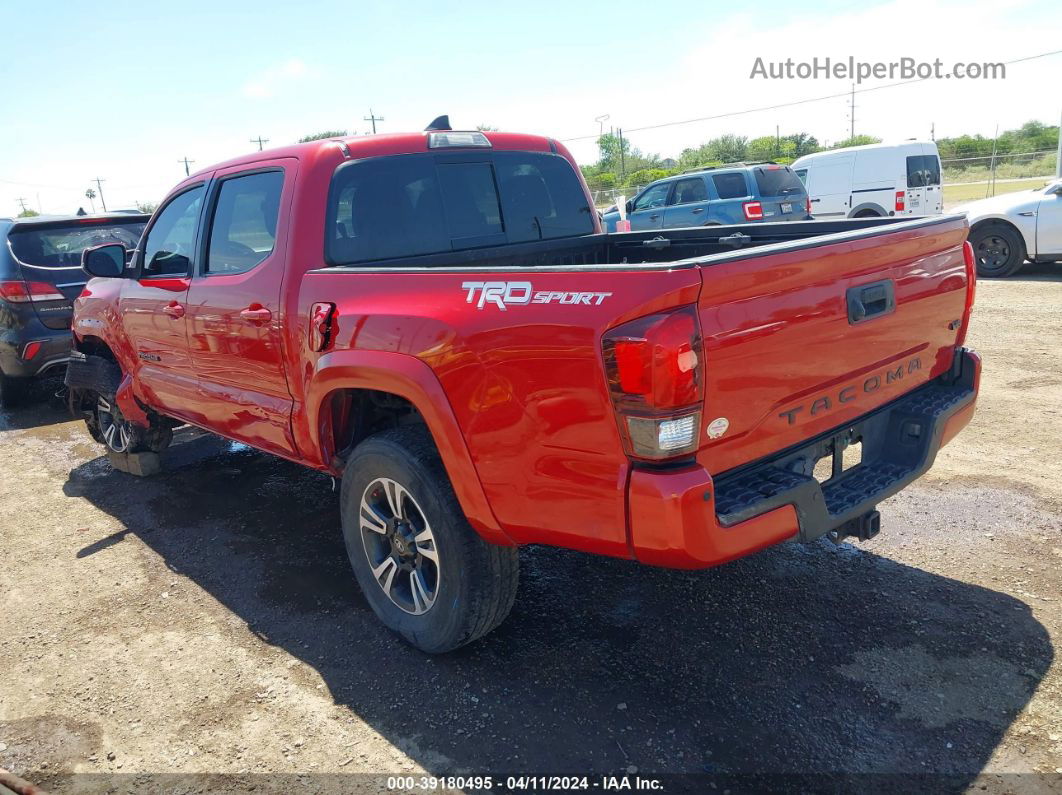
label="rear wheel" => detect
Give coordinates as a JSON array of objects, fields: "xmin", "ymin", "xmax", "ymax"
[
  {"xmin": 970, "ymin": 223, "xmax": 1025, "ymax": 278},
  {"xmin": 0, "ymin": 374, "xmax": 29, "ymax": 409},
  {"xmin": 340, "ymin": 426, "xmax": 519, "ymax": 653}
]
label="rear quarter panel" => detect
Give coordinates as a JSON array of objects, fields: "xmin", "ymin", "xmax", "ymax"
[{"xmin": 297, "ymin": 267, "xmax": 701, "ymax": 557}]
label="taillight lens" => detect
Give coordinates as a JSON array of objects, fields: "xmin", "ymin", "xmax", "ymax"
[
  {"xmin": 743, "ymin": 201, "xmax": 763, "ymax": 221},
  {"xmin": 602, "ymin": 306, "xmax": 704, "ymax": 460},
  {"xmin": 0, "ymin": 280, "xmax": 65, "ymax": 303},
  {"xmin": 958, "ymin": 240, "xmax": 977, "ymax": 345},
  {"xmin": 895, "ymin": 191, "xmax": 906, "ymax": 212},
  {"xmin": 805, "ymin": 196, "xmax": 812, "ymax": 216}
]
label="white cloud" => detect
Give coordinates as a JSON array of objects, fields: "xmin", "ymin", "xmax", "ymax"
[{"xmin": 242, "ymin": 57, "xmax": 314, "ymax": 99}]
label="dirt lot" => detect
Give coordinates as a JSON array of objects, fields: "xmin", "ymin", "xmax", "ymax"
[{"xmin": 1, "ymin": 265, "xmax": 1061, "ymax": 793}]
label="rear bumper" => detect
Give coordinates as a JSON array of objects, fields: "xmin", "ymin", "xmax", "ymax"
[
  {"xmin": 628, "ymin": 348, "xmax": 981, "ymax": 568},
  {"xmin": 0, "ymin": 328, "xmax": 72, "ymax": 379}
]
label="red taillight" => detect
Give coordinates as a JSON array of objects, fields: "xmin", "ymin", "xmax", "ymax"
[
  {"xmin": 603, "ymin": 306, "xmax": 704, "ymax": 460},
  {"xmin": 895, "ymin": 191, "xmax": 905, "ymax": 212},
  {"xmin": 0, "ymin": 280, "xmax": 65, "ymax": 303},
  {"xmin": 957, "ymin": 240, "xmax": 977, "ymax": 345},
  {"xmin": 743, "ymin": 201, "xmax": 764, "ymax": 221},
  {"xmin": 309, "ymin": 302, "xmax": 337, "ymax": 351},
  {"xmin": 22, "ymin": 341, "xmax": 42, "ymax": 360},
  {"xmin": 805, "ymin": 196, "xmax": 812, "ymax": 216}
]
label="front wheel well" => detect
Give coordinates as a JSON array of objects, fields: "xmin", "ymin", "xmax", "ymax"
[{"xmin": 322, "ymin": 388, "xmax": 427, "ymax": 466}]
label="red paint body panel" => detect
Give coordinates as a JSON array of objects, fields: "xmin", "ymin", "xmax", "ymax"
[{"xmin": 71, "ymin": 130, "xmax": 979, "ymax": 570}]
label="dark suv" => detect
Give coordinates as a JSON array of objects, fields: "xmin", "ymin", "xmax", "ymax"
[
  {"xmin": 601, "ymin": 162, "xmax": 812, "ymax": 232},
  {"xmin": 0, "ymin": 213, "xmax": 148, "ymax": 406}
]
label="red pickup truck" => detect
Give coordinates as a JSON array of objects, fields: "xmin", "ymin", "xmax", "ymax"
[{"xmin": 68, "ymin": 124, "xmax": 980, "ymax": 653}]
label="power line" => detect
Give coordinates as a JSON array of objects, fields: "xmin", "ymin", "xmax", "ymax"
[{"xmin": 560, "ymin": 47, "xmax": 1062, "ymax": 142}]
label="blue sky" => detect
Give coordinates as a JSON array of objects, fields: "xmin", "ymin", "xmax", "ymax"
[{"xmin": 2, "ymin": 0, "xmax": 1060, "ymax": 214}]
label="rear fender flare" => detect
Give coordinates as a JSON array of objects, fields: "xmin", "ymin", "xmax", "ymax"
[{"xmin": 304, "ymin": 349, "xmax": 512, "ymax": 546}]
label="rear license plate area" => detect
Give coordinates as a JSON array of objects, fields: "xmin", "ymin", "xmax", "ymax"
[{"xmin": 780, "ymin": 202, "xmax": 793, "ymax": 213}]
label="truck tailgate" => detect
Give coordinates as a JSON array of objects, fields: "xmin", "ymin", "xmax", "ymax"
[{"xmin": 696, "ymin": 216, "xmax": 970, "ymax": 475}]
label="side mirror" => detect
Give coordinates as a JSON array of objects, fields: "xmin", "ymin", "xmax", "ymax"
[
  {"xmin": 1049, "ymin": 182, "xmax": 1062, "ymax": 195},
  {"xmin": 625, "ymin": 200, "xmax": 633, "ymax": 214},
  {"xmin": 82, "ymin": 243, "xmax": 127, "ymax": 278}
]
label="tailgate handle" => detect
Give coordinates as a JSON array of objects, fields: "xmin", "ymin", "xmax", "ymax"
[
  {"xmin": 847, "ymin": 280, "xmax": 895, "ymax": 324},
  {"xmin": 718, "ymin": 232, "xmax": 752, "ymax": 248}
]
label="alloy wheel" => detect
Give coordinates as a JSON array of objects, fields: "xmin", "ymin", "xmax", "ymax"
[
  {"xmin": 96, "ymin": 395, "xmax": 133, "ymax": 453},
  {"xmin": 359, "ymin": 477, "xmax": 440, "ymax": 615}
]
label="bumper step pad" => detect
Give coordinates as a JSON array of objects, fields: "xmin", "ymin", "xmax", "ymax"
[{"xmin": 713, "ymin": 374, "xmax": 975, "ymax": 535}]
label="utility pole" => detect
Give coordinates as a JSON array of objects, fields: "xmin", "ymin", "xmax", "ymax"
[
  {"xmin": 618, "ymin": 127, "xmax": 626, "ymax": 179},
  {"xmin": 848, "ymin": 83, "xmax": 856, "ymax": 141},
  {"xmin": 776, "ymin": 124, "xmax": 780, "ymax": 160},
  {"xmin": 16, "ymin": 197, "xmax": 28, "ymax": 214},
  {"xmin": 595, "ymin": 114, "xmax": 610, "ymax": 138},
  {"xmin": 250, "ymin": 135, "xmax": 269, "ymax": 151},
  {"xmin": 177, "ymin": 157, "xmax": 194, "ymax": 177},
  {"xmin": 987, "ymin": 125, "xmax": 999, "ymax": 199},
  {"xmin": 1056, "ymin": 108, "xmax": 1061, "ymax": 178},
  {"xmin": 363, "ymin": 108, "xmax": 384, "ymax": 134},
  {"xmin": 93, "ymin": 177, "xmax": 108, "ymax": 212}
]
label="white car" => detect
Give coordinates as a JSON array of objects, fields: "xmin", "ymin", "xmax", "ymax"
[{"xmin": 955, "ymin": 179, "xmax": 1062, "ymax": 277}]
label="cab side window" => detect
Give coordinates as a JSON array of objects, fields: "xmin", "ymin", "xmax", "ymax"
[
  {"xmin": 206, "ymin": 171, "xmax": 285, "ymax": 275},
  {"xmin": 142, "ymin": 186, "xmax": 205, "ymax": 276}
]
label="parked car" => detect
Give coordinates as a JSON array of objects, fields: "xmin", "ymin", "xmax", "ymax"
[
  {"xmin": 0, "ymin": 212, "xmax": 148, "ymax": 407},
  {"xmin": 68, "ymin": 125, "xmax": 978, "ymax": 653},
  {"xmin": 953, "ymin": 179, "xmax": 1062, "ymax": 277},
  {"xmin": 600, "ymin": 162, "xmax": 812, "ymax": 232},
  {"xmin": 792, "ymin": 141, "xmax": 943, "ymax": 219}
]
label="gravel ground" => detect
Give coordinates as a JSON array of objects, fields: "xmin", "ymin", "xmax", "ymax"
[{"xmin": 1, "ymin": 265, "xmax": 1060, "ymax": 794}]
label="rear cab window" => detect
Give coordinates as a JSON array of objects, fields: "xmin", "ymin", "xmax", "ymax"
[
  {"xmin": 752, "ymin": 166, "xmax": 806, "ymax": 197},
  {"xmin": 326, "ymin": 151, "xmax": 594, "ymax": 265},
  {"xmin": 8, "ymin": 219, "xmax": 146, "ymax": 269}
]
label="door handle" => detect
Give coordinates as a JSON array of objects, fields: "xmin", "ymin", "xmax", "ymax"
[
  {"xmin": 162, "ymin": 301, "xmax": 185, "ymax": 319},
  {"xmin": 648, "ymin": 214, "xmax": 660, "ymax": 221},
  {"xmin": 240, "ymin": 305, "xmax": 272, "ymax": 325},
  {"xmin": 811, "ymin": 198, "xmax": 821, "ymax": 203},
  {"xmin": 690, "ymin": 208, "xmax": 704, "ymax": 214}
]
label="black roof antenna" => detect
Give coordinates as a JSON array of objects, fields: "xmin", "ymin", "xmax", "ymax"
[{"xmin": 425, "ymin": 115, "xmax": 452, "ymax": 131}]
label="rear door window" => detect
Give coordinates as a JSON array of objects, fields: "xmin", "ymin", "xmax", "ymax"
[
  {"xmin": 327, "ymin": 152, "xmax": 593, "ymax": 264},
  {"xmin": 667, "ymin": 178, "xmax": 708, "ymax": 205},
  {"xmin": 906, "ymin": 155, "xmax": 941, "ymax": 188},
  {"xmin": 9, "ymin": 221, "xmax": 145, "ymax": 269},
  {"xmin": 753, "ymin": 166, "xmax": 805, "ymax": 197},
  {"xmin": 206, "ymin": 171, "xmax": 284, "ymax": 275},
  {"xmin": 712, "ymin": 172, "xmax": 748, "ymax": 200}
]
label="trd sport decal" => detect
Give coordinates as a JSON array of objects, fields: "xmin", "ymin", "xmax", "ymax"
[{"xmin": 462, "ymin": 281, "xmax": 612, "ymax": 311}]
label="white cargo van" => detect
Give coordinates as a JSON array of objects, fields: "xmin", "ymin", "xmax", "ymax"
[{"xmin": 793, "ymin": 141, "xmax": 942, "ymax": 218}]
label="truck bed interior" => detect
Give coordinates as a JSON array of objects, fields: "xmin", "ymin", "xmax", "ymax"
[{"xmin": 316, "ymin": 216, "xmax": 955, "ymax": 272}]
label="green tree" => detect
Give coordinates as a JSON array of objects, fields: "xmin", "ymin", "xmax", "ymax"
[
  {"xmin": 476, "ymin": 124, "xmax": 498, "ymax": 131},
  {"xmin": 17, "ymin": 208, "xmax": 39, "ymax": 217},
  {"xmin": 706, "ymin": 134, "xmax": 748, "ymax": 163},
  {"xmin": 747, "ymin": 136, "xmax": 779, "ymax": 161},
  {"xmin": 831, "ymin": 135, "xmax": 882, "ymax": 149},
  {"xmin": 136, "ymin": 201, "xmax": 158, "ymax": 214},
  {"xmin": 298, "ymin": 130, "xmax": 348, "ymax": 143}
]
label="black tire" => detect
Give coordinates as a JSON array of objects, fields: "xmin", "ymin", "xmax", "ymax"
[
  {"xmin": 0, "ymin": 374, "xmax": 29, "ymax": 409},
  {"xmin": 340, "ymin": 426, "xmax": 518, "ymax": 653},
  {"xmin": 970, "ymin": 223, "xmax": 1025, "ymax": 278}
]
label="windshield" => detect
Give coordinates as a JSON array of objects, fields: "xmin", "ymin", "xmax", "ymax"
[{"xmin": 9, "ymin": 220, "xmax": 145, "ymax": 268}]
